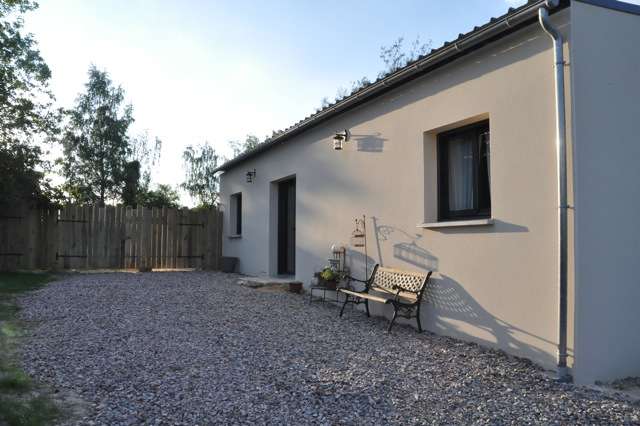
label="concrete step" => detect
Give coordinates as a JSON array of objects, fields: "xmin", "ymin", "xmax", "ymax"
[{"xmin": 237, "ymin": 276, "xmax": 303, "ymax": 289}]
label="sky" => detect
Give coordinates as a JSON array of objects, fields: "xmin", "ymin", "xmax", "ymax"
[{"xmin": 23, "ymin": 0, "xmax": 639, "ymax": 204}]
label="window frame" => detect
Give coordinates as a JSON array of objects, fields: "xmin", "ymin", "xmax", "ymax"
[
  {"xmin": 230, "ymin": 192, "xmax": 242, "ymax": 236},
  {"xmin": 437, "ymin": 120, "xmax": 491, "ymax": 222}
]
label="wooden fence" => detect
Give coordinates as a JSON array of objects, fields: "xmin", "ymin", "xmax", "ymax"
[{"xmin": 0, "ymin": 205, "xmax": 223, "ymax": 271}]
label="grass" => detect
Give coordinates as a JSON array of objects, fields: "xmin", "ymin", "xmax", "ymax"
[
  {"xmin": 0, "ymin": 397, "xmax": 60, "ymax": 426},
  {"xmin": 0, "ymin": 272, "xmax": 61, "ymax": 426},
  {"xmin": 0, "ymin": 273, "xmax": 53, "ymax": 293}
]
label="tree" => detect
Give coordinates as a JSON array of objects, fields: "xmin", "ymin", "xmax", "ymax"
[
  {"xmin": 129, "ymin": 131, "xmax": 162, "ymax": 192},
  {"xmin": 181, "ymin": 143, "xmax": 220, "ymax": 207},
  {"xmin": 350, "ymin": 76, "xmax": 371, "ymax": 92},
  {"xmin": 60, "ymin": 65, "xmax": 134, "ymax": 205},
  {"xmin": 0, "ymin": 141, "xmax": 61, "ymax": 207},
  {"xmin": 379, "ymin": 36, "xmax": 431, "ymax": 77},
  {"xmin": 319, "ymin": 96, "xmax": 331, "ymax": 110},
  {"xmin": 317, "ymin": 36, "xmax": 430, "ymax": 111},
  {"xmin": 138, "ymin": 184, "xmax": 180, "ymax": 209},
  {"xmin": 318, "ymin": 77, "xmax": 371, "ymax": 111},
  {"xmin": 0, "ymin": 0, "xmax": 60, "ymax": 207},
  {"xmin": 121, "ymin": 131, "xmax": 162, "ymax": 206},
  {"xmin": 121, "ymin": 160, "xmax": 140, "ymax": 206},
  {"xmin": 229, "ymin": 134, "xmax": 260, "ymax": 158}
]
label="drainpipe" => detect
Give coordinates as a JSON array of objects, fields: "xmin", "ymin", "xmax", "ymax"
[{"xmin": 538, "ymin": 0, "xmax": 571, "ymax": 383}]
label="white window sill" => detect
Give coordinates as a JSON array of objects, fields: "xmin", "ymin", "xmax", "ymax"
[
  {"xmin": 228, "ymin": 234, "xmax": 242, "ymax": 239},
  {"xmin": 418, "ymin": 218, "xmax": 494, "ymax": 229}
]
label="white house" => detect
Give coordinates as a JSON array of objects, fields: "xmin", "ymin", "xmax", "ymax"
[{"xmin": 214, "ymin": 0, "xmax": 640, "ymax": 385}]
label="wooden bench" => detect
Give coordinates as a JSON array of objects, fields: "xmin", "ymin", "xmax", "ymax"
[{"xmin": 338, "ymin": 264, "xmax": 432, "ymax": 332}]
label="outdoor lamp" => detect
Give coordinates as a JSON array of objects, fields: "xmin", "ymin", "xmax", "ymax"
[
  {"xmin": 246, "ymin": 169, "xmax": 256, "ymax": 183},
  {"xmin": 332, "ymin": 129, "xmax": 350, "ymax": 150},
  {"xmin": 331, "ymin": 244, "xmax": 345, "ymax": 254}
]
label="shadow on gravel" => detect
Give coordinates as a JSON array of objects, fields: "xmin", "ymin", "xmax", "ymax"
[{"xmin": 13, "ymin": 271, "xmax": 640, "ymax": 425}]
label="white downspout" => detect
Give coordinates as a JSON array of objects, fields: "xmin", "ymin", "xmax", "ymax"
[{"xmin": 538, "ymin": 0, "xmax": 571, "ymax": 382}]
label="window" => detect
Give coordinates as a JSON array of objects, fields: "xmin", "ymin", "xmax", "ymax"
[
  {"xmin": 230, "ymin": 193, "xmax": 242, "ymax": 235},
  {"xmin": 438, "ymin": 120, "xmax": 491, "ymax": 221}
]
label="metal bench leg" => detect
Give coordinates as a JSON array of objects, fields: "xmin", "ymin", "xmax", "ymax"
[
  {"xmin": 365, "ymin": 299, "xmax": 370, "ymax": 317},
  {"xmin": 339, "ymin": 295, "xmax": 350, "ymax": 317},
  {"xmin": 387, "ymin": 305, "xmax": 399, "ymax": 333},
  {"xmin": 415, "ymin": 304, "xmax": 423, "ymax": 333}
]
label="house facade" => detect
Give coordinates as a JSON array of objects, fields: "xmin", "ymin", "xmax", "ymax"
[{"xmin": 215, "ymin": 0, "xmax": 640, "ymax": 385}]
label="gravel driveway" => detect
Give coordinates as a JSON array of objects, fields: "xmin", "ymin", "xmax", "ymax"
[{"xmin": 17, "ymin": 272, "xmax": 640, "ymax": 425}]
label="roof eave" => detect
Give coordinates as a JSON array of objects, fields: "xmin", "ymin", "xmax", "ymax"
[{"xmin": 214, "ymin": 0, "xmax": 569, "ymax": 174}]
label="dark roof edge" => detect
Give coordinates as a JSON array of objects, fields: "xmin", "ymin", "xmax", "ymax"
[
  {"xmin": 214, "ymin": 0, "xmax": 568, "ymax": 173},
  {"xmin": 576, "ymin": 0, "xmax": 640, "ymax": 15}
]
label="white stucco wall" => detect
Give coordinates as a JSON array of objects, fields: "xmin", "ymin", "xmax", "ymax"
[
  {"xmin": 570, "ymin": 1, "xmax": 640, "ymax": 384},
  {"xmin": 220, "ymin": 11, "xmax": 575, "ymax": 377}
]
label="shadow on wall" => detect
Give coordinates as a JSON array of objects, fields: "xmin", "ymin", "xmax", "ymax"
[
  {"xmin": 424, "ymin": 274, "xmax": 562, "ymax": 368},
  {"xmin": 434, "ymin": 219, "xmax": 529, "ymax": 235},
  {"xmin": 351, "ymin": 132, "xmax": 387, "ymax": 153},
  {"xmin": 366, "ymin": 217, "xmax": 557, "ymax": 367},
  {"xmin": 345, "ymin": 248, "xmax": 377, "ymax": 281},
  {"xmin": 371, "ymin": 216, "xmax": 438, "ymax": 271}
]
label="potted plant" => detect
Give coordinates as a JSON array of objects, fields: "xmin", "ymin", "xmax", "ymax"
[{"xmin": 317, "ymin": 267, "xmax": 339, "ymax": 290}]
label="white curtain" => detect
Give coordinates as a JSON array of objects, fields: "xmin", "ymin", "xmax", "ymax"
[{"xmin": 448, "ymin": 136, "xmax": 474, "ymax": 211}]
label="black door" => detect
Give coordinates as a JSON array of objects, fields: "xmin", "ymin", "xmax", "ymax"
[{"xmin": 277, "ymin": 178, "xmax": 296, "ymax": 275}]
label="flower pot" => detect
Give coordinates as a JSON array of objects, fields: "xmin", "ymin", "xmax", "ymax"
[
  {"xmin": 289, "ymin": 282, "xmax": 302, "ymax": 293},
  {"xmin": 318, "ymin": 277, "xmax": 337, "ymax": 290},
  {"xmin": 220, "ymin": 257, "xmax": 238, "ymax": 273}
]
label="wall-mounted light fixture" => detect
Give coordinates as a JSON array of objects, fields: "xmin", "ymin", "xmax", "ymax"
[
  {"xmin": 333, "ymin": 129, "xmax": 351, "ymax": 150},
  {"xmin": 246, "ymin": 169, "xmax": 256, "ymax": 183}
]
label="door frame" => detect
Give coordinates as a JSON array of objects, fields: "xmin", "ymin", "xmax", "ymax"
[
  {"xmin": 277, "ymin": 178, "xmax": 296, "ymax": 275},
  {"xmin": 268, "ymin": 175, "xmax": 296, "ymax": 277}
]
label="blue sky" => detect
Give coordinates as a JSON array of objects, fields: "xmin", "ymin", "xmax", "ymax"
[{"xmin": 24, "ymin": 0, "xmax": 638, "ymax": 201}]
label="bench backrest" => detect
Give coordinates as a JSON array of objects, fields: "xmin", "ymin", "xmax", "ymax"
[{"xmin": 370, "ymin": 266, "xmax": 432, "ymax": 302}]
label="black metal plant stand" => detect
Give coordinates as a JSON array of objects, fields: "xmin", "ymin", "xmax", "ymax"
[
  {"xmin": 308, "ymin": 283, "xmax": 340, "ymax": 304},
  {"xmin": 309, "ymin": 246, "xmax": 348, "ymax": 304}
]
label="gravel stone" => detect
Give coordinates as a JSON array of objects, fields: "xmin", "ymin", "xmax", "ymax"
[{"xmin": 16, "ymin": 272, "xmax": 640, "ymax": 425}]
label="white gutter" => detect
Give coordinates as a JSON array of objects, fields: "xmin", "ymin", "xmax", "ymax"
[{"xmin": 538, "ymin": 0, "xmax": 571, "ymax": 383}]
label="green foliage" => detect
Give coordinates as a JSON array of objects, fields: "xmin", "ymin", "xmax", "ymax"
[
  {"xmin": 229, "ymin": 134, "xmax": 261, "ymax": 158},
  {"xmin": 0, "ymin": 396, "xmax": 60, "ymax": 426},
  {"xmin": 0, "ymin": 368, "xmax": 31, "ymax": 392},
  {"xmin": 318, "ymin": 35, "xmax": 430, "ymax": 110},
  {"xmin": 379, "ymin": 35, "xmax": 431, "ymax": 77},
  {"xmin": 60, "ymin": 65, "xmax": 134, "ymax": 205},
  {"xmin": 0, "ymin": 272, "xmax": 52, "ymax": 294},
  {"xmin": 181, "ymin": 142, "xmax": 220, "ymax": 207},
  {"xmin": 0, "ymin": 271, "xmax": 52, "ymax": 321},
  {"xmin": 122, "ymin": 132, "xmax": 163, "ymax": 206},
  {"xmin": 0, "ymin": 0, "xmax": 55, "ymax": 142},
  {"xmin": 0, "ymin": 272, "xmax": 60, "ymax": 426},
  {"xmin": 0, "ymin": 0, "xmax": 60, "ymax": 208},
  {"xmin": 0, "ymin": 141, "xmax": 40, "ymax": 206},
  {"xmin": 128, "ymin": 131, "xmax": 161, "ymax": 194},
  {"xmin": 138, "ymin": 184, "xmax": 180, "ymax": 209},
  {"xmin": 121, "ymin": 160, "xmax": 141, "ymax": 206},
  {"xmin": 320, "ymin": 267, "xmax": 337, "ymax": 282}
]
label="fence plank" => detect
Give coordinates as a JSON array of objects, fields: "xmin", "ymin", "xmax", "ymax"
[
  {"xmin": 124, "ymin": 206, "xmax": 132, "ymax": 268},
  {"xmin": 0, "ymin": 204, "xmax": 222, "ymax": 271}
]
